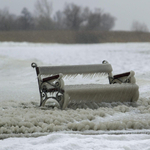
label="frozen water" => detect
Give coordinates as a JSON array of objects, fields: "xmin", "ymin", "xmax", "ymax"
[{"xmin": 0, "ymin": 42, "xmax": 150, "ymax": 149}]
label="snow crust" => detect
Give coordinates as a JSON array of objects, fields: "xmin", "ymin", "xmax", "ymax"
[{"xmin": 0, "ymin": 42, "xmax": 150, "ymax": 149}]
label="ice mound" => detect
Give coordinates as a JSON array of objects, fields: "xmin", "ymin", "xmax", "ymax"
[{"xmin": 1, "ymin": 97, "xmax": 150, "ymax": 139}]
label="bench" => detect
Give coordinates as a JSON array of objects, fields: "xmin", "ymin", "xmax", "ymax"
[{"xmin": 31, "ymin": 60, "xmax": 139, "ymax": 109}]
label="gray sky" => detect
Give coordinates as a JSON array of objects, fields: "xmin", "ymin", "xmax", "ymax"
[{"xmin": 0, "ymin": 0, "xmax": 150, "ymax": 31}]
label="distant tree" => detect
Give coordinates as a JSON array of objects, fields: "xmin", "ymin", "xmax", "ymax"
[
  {"xmin": 100, "ymin": 13, "xmax": 115, "ymax": 31},
  {"xmin": 0, "ymin": 8, "xmax": 17, "ymax": 30},
  {"xmin": 81, "ymin": 7, "xmax": 91, "ymax": 21},
  {"xmin": 131, "ymin": 21, "xmax": 149, "ymax": 32},
  {"xmin": 85, "ymin": 9, "xmax": 115, "ymax": 31},
  {"xmin": 17, "ymin": 8, "xmax": 34, "ymax": 30},
  {"xmin": 0, "ymin": 2, "xmax": 116, "ymax": 31},
  {"xmin": 85, "ymin": 9, "xmax": 102, "ymax": 30},
  {"xmin": 34, "ymin": 0, "xmax": 54, "ymax": 30},
  {"xmin": 54, "ymin": 4, "xmax": 93, "ymax": 30},
  {"xmin": 62, "ymin": 3, "xmax": 84, "ymax": 30},
  {"xmin": 54, "ymin": 10, "xmax": 66, "ymax": 29}
]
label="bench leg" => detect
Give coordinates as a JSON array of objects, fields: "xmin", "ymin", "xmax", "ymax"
[
  {"xmin": 61, "ymin": 93, "xmax": 70, "ymax": 109},
  {"xmin": 39, "ymin": 90, "xmax": 66, "ymax": 109}
]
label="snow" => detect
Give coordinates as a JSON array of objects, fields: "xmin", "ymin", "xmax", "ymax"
[
  {"xmin": 1, "ymin": 133, "xmax": 150, "ymax": 150},
  {"xmin": 0, "ymin": 42, "xmax": 150, "ymax": 149}
]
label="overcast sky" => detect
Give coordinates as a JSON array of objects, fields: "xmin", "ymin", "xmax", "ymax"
[{"xmin": 0, "ymin": 0, "xmax": 150, "ymax": 31}]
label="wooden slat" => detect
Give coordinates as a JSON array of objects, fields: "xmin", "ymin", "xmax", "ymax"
[{"xmin": 113, "ymin": 72, "xmax": 130, "ymax": 79}]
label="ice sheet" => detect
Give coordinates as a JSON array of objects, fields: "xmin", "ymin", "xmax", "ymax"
[{"xmin": 0, "ymin": 42, "xmax": 150, "ymax": 149}]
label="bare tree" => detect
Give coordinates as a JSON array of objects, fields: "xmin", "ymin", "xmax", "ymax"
[
  {"xmin": 85, "ymin": 9, "xmax": 102, "ymax": 30},
  {"xmin": 54, "ymin": 5, "xmax": 90, "ymax": 30},
  {"xmin": 54, "ymin": 10, "xmax": 66, "ymax": 29},
  {"xmin": 0, "ymin": 8, "xmax": 17, "ymax": 30},
  {"xmin": 54, "ymin": 3, "xmax": 116, "ymax": 31},
  {"xmin": 0, "ymin": 2, "xmax": 116, "ymax": 31},
  {"xmin": 35, "ymin": 0, "xmax": 52, "ymax": 18},
  {"xmin": 34, "ymin": 0, "xmax": 54, "ymax": 30},
  {"xmin": 100, "ymin": 13, "xmax": 115, "ymax": 31},
  {"xmin": 85, "ymin": 9, "xmax": 115, "ymax": 31},
  {"xmin": 63, "ymin": 3, "xmax": 84, "ymax": 30},
  {"xmin": 131, "ymin": 21, "xmax": 149, "ymax": 32},
  {"xmin": 17, "ymin": 8, "xmax": 34, "ymax": 30}
]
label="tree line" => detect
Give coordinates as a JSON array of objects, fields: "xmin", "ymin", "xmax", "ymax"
[{"xmin": 0, "ymin": 0, "xmax": 116, "ymax": 31}]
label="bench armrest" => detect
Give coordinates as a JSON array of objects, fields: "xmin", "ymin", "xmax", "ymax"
[
  {"xmin": 113, "ymin": 72, "xmax": 130, "ymax": 79},
  {"xmin": 41, "ymin": 73, "xmax": 64, "ymax": 92},
  {"xmin": 110, "ymin": 71, "xmax": 135, "ymax": 84},
  {"xmin": 42, "ymin": 73, "xmax": 63, "ymax": 82},
  {"xmin": 42, "ymin": 74, "xmax": 60, "ymax": 82}
]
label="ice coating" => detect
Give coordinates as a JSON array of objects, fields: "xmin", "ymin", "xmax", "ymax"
[
  {"xmin": 34, "ymin": 61, "xmax": 139, "ymax": 109},
  {"xmin": 65, "ymin": 83, "xmax": 139, "ymax": 105},
  {"xmin": 38, "ymin": 63, "xmax": 113, "ymax": 75}
]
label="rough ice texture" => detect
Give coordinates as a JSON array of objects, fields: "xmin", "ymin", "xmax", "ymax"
[{"xmin": 1, "ymin": 97, "xmax": 150, "ymax": 139}]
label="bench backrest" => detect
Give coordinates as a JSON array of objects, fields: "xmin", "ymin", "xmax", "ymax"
[{"xmin": 31, "ymin": 62, "xmax": 113, "ymax": 76}]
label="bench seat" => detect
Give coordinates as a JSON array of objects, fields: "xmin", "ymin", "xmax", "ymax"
[{"xmin": 65, "ymin": 83, "xmax": 139, "ymax": 104}]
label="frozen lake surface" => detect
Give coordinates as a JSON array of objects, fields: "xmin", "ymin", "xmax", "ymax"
[{"xmin": 0, "ymin": 42, "xmax": 150, "ymax": 149}]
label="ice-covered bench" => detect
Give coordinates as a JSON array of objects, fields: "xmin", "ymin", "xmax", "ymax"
[{"xmin": 31, "ymin": 60, "xmax": 139, "ymax": 109}]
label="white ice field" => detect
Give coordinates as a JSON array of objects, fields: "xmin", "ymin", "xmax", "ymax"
[{"xmin": 0, "ymin": 42, "xmax": 150, "ymax": 150}]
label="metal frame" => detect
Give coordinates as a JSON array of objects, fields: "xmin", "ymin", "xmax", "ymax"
[{"xmin": 31, "ymin": 63, "xmax": 64, "ymax": 108}]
